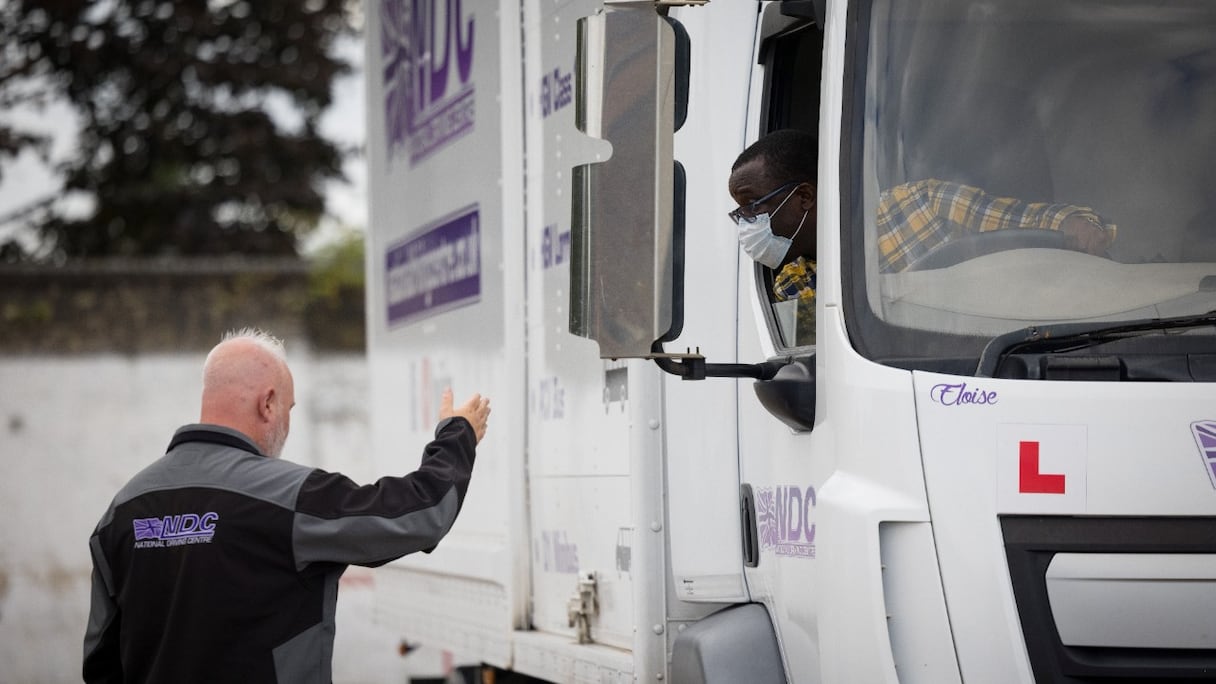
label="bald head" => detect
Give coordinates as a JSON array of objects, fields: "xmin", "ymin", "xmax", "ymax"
[{"xmin": 200, "ymin": 329, "xmax": 295, "ymax": 457}]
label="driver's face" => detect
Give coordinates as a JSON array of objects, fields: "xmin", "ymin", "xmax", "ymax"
[
  {"xmin": 729, "ymin": 160, "xmax": 794, "ymax": 229},
  {"xmin": 728, "ymin": 158, "xmax": 817, "ymax": 260}
]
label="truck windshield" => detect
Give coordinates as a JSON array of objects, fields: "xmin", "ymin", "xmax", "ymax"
[{"xmin": 849, "ymin": 0, "xmax": 1216, "ymax": 373}]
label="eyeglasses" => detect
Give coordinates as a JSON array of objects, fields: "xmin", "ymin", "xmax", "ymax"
[{"xmin": 728, "ymin": 181, "xmax": 800, "ymax": 225}]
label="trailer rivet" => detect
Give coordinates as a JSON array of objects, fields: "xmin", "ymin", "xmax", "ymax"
[
  {"xmin": 650, "ymin": 521, "xmax": 662, "ymax": 532},
  {"xmin": 648, "ymin": 419, "xmax": 660, "ymax": 430},
  {"xmin": 652, "ymin": 624, "xmax": 664, "ymax": 635}
]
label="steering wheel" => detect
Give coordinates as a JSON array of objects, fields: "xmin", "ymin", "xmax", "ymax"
[{"xmin": 904, "ymin": 228, "xmax": 1070, "ymax": 271}]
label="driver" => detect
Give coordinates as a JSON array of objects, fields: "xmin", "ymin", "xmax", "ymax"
[
  {"xmin": 876, "ymin": 178, "xmax": 1117, "ymax": 273},
  {"xmin": 728, "ymin": 131, "xmax": 1117, "ymax": 343},
  {"xmin": 728, "ymin": 129, "xmax": 819, "ymax": 344}
]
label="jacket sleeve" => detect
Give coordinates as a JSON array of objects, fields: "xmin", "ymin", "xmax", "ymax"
[
  {"xmin": 83, "ymin": 535, "xmax": 123, "ymax": 683},
  {"xmin": 290, "ymin": 416, "xmax": 478, "ymax": 569}
]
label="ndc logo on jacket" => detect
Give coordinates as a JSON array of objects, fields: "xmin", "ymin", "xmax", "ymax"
[{"xmin": 132, "ymin": 513, "xmax": 219, "ymax": 548}]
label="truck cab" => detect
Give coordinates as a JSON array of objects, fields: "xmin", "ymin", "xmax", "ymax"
[{"xmin": 365, "ymin": 1, "xmax": 1216, "ymax": 681}]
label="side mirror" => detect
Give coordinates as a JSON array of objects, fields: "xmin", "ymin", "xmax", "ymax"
[
  {"xmin": 753, "ymin": 357, "xmax": 816, "ymax": 431},
  {"xmin": 565, "ymin": 8, "xmax": 784, "ymax": 385},
  {"xmin": 568, "ymin": 7, "xmax": 679, "ymax": 359}
]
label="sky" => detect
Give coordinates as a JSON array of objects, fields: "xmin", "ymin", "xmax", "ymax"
[{"xmin": 0, "ymin": 33, "xmax": 368, "ymax": 256}]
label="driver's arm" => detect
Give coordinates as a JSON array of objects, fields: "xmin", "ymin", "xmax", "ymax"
[
  {"xmin": 876, "ymin": 179, "xmax": 1115, "ymax": 272},
  {"xmin": 1060, "ymin": 214, "xmax": 1116, "ymax": 255}
]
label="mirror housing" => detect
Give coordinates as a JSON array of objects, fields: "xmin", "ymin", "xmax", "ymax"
[{"xmin": 753, "ymin": 357, "xmax": 817, "ymax": 431}]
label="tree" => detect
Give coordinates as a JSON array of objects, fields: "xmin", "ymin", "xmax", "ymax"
[
  {"xmin": 1, "ymin": 0, "xmax": 355, "ymax": 260},
  {"xmin": 0, "ymin": 0, "xmax": 54, "ymax": 261}
]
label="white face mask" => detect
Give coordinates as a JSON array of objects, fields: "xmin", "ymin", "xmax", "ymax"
[
  {"xmin": 738, "ymin": 215, "xmax": 794, "ymax": 269},
  {"xmin": 736, "ymin": 188, "xmax": 806, "ymax": 269}
]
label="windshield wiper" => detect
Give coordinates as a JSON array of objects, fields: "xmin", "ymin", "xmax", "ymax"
[{"xmin": 975, "ymin": 312, "xmax": 1216, "ymax": 377}]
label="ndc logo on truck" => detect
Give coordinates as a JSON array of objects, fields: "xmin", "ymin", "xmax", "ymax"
[
  {"xmin": 1190, "ymin": 421, "xmax": 1216, "ymax": 489},
  {"xmin": 380, "ymin": 0, "xmax": 476, "ymax": 165},
  {"xmin": 755, "ymin": 485, "xmax": 816, "ymax": 560}
]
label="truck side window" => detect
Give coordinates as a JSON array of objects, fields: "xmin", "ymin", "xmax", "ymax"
[{"xmin": 759, "ymin": 23, "xmax": 823, "ymax": 351}]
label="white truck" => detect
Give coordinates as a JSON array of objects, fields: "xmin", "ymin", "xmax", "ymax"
[{"xmin": 363, "ymin": 0, "xmax": 1216, "ymax": 681}]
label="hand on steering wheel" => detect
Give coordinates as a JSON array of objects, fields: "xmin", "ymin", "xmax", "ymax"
[{"xmin": 1060, "ymin": 214, "xmax": 1115, "ymax": 256}]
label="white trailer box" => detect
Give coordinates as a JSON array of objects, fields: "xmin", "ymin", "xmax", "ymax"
[{"xmin": 364, "ymin": 1, "xmax": 1216, "ymax": 681}]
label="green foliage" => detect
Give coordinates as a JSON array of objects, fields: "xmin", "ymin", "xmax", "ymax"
[
  {"xmin": 1, "ymin": 0, "xmax": 355, "ymax": 261},
  {"xmin": 305, "ymin": 230, "xmax": 365, "ymax": 351}
]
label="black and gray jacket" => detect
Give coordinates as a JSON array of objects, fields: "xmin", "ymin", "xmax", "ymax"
[{"xmin": 83, "ymin": 419, "xmax": 477, "ymax": 683}]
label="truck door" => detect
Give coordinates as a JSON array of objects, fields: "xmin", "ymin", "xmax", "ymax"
[{"xmin": 733, "ymin": 5, "xmax": 828, "ymax": 681}]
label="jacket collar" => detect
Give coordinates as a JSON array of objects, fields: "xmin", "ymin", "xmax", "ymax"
[{"xmin": 167, "ymin": 424, "xmax": 264, "ymax": 457}]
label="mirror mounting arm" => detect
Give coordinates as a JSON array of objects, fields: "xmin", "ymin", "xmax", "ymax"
[{"xmin": 647, "ymin": 343, "xmax": 784, "ymax": 381}]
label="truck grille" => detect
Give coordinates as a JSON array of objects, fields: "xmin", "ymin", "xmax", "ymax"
[{"xmin": 1001, "ymin": 516, "xmax": 1216, "ymax": 682}]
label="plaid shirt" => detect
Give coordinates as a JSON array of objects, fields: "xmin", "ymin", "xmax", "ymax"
[
  {"xmin": 774, "ymin": 256, "xmax": 816, "ymax": 304},
  {"xmin": 774, "ymin": 257, "xmax": 816, "ymax": 345},
  {"xmin": 876, "ymin": 179, "xmax": 1115, "ymax": 273}
]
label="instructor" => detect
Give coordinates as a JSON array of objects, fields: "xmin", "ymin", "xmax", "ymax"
[{"xmin": 83, "ymin": 328, "xmax": 491, "ymax": 683}]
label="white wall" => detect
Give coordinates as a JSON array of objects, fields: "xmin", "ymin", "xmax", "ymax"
[{"xmin": 0, "ymin": 351, "xmax": 411, "ymax": 683}]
